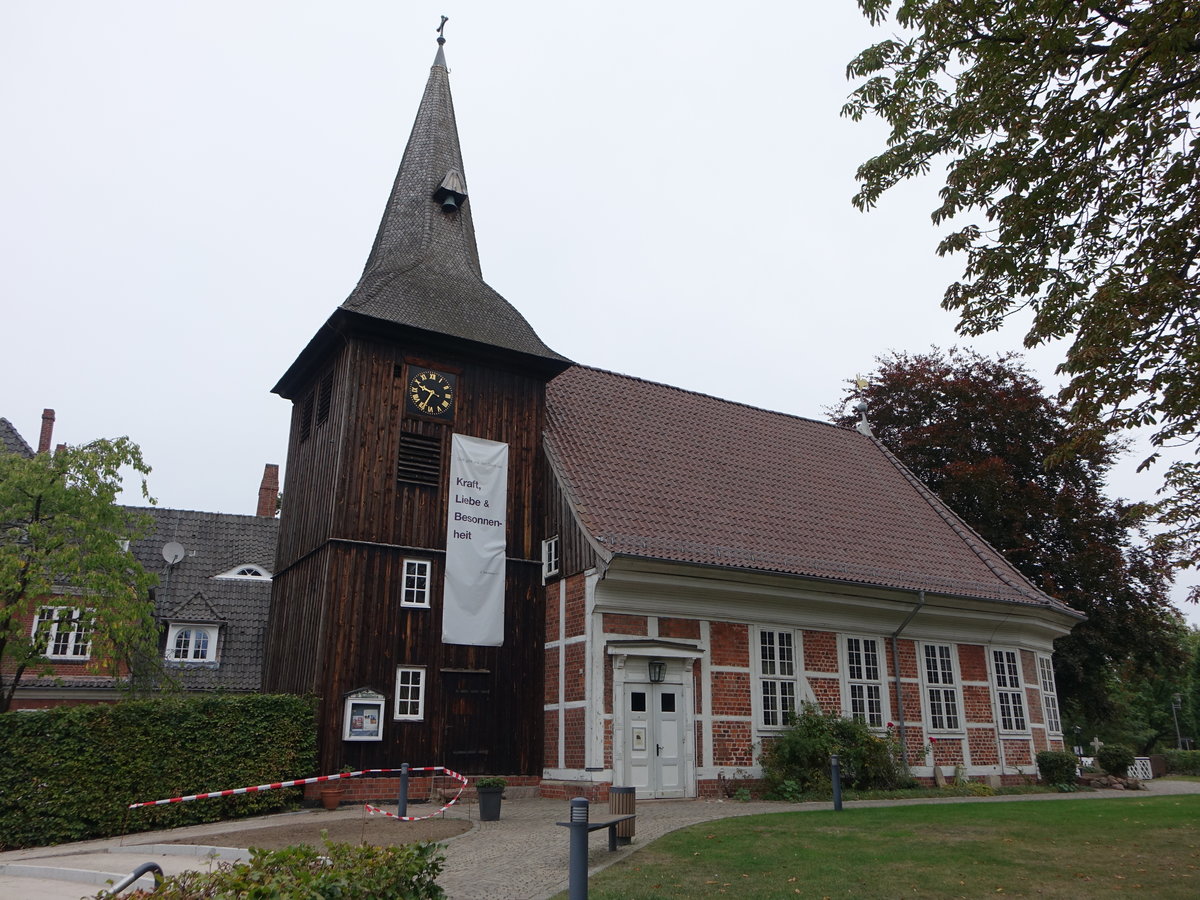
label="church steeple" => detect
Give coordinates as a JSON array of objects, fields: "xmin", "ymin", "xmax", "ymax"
[{"xmin": 339, "ymin": 31, "xmax": 567, "ymax": 367}]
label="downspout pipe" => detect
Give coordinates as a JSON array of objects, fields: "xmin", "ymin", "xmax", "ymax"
[{"xmin": 891, "ymin": 590, "xmax": 925, "ymax": 774}]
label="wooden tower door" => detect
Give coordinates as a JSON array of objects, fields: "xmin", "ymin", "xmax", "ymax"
[{"xmin": 443, "ymin": 669, "xmax": 492, "ymax": 774}]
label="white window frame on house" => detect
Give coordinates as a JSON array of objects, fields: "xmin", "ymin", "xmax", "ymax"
[
  {"xmin": 842, "ymin": 635, "xmax": 887, "ymax": 727},
  {"xmin": 394, "ymin": 666, "xmax": 426, "ymax": 721},
  {"xmin": 400, "ymin": 559, "xmax": 432, "ymax": 608},
  {"xmin": 541, "ymin": 536, "xmax": 560, "ymax": 581},
  {"xmin": 1037, "ymin": 655, "xmax": 1062, "ymax": 734},
  {"xmin": 215, "ymin": 564, "xmax": 272, "ymax": 580},
  {"xmin": 34, "ymin": 607, "xmax": 93, "ymax": 660},
  {"xmin": 756, "ymin": 627, "xmax": 801, "ymax": 729},
  {"xmin": 920, "ymin": 643, "xmax": 963, "ymax": 733},
  {"xmin": 991, "ymin": 648, "xmax": 1028, "ymax": 732},
  {"xmin": 165, "ymin": 623, "xmax": 219, "ymax": 663}
]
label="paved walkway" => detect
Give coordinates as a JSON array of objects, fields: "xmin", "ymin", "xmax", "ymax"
[{"xmin": 3, "ymin": 779, "xmax": 1199, "ymax": 900}]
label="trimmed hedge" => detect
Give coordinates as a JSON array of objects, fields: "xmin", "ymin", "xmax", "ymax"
[
  {"xmin": 0, "ymin": 694, "xmax": 316, "ymax": 849},
  {"xmin": 1163, "ymin": 750, "xmax": 1200, "ymax": 775},
  {"xmin": 1036, "ymin": 750, "xmax": 1079, "ymax": 787}
]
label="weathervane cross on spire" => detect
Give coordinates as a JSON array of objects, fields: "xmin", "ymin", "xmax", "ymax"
[{"xmin": 437, "ymin": 15, "xmax": 448, "ymax": 44}]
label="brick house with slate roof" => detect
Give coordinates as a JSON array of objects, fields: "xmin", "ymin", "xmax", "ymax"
[
  {"xmin": 131, "ymin": 503, "xmax": 278, "ymax": 694},
  {"xmin": 263, "ymin": 32, "xmax": 1081, "ymax": 798},
  {"xmin": 3, "ymin": 414, "xmax": 279, "ymax": 708}
]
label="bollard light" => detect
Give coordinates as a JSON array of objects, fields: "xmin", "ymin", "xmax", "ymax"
[
  {"xmin": 830, "ymin": 754, "xmax": 843, "ymax": 812},
  {"xmin": 568, "ymin": 797, "xmax": 590, "ymax": 900},
  {"xmin": 398, "ymin": 762, "xmax": 409, "ymax": 818}
]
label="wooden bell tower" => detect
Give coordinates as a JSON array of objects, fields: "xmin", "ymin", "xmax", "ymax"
[{"xmin": 263, "ymin": 33, "xmax": 570, "ymax": 776}]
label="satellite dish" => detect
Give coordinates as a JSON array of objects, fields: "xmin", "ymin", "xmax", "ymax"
[{"xmin": 162, "ymin": 542, "xmax": 185, "ymax": 565}]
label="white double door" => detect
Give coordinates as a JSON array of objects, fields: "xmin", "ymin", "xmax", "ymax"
[{"xmin": 623, "ymin": 682, "xmax": 686, "ymax": 799}]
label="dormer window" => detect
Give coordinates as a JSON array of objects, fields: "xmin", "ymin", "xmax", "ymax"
[
  {"xmin": 166, "ymin": 623, "xmax": 219, "ymax": 663},
  {"xmin": 215, "ymin": 564, "xmax": 272, "ymax": 580}
]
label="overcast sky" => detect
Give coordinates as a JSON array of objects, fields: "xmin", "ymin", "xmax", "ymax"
[{"xmin": 2, "ymin": 1, "xmax": 1195, "ymax": 624}]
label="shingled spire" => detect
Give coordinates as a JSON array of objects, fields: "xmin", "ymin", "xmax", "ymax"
[{"xmin": 340, "ymin": 35, "xmax": 566, "ymax": 366}]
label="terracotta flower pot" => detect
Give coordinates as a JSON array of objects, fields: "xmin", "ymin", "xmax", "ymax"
[{"xmin": 320, "ymin": 787, "xmax": 345, "ymax": 810}]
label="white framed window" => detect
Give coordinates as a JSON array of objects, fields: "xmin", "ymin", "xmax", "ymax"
[
  {"xmin": 1038, "ymin": 655, "xmax": 1062, "ymax": 734},
  {"xmin": 992, "ymin": 648, "xmax": 1028, "ymax": 732},
  {"xmin": 921, "ymin": 643, "xmax": 962, "ymax": 732},
  {"xmin": 165, "ymin": 624, "xmax": 219, "ymax": 662},
  {"xmin": 542, "ymin": 536, "xmax": 560, "ymax": 580},
  {"xmin": 757, "ymin": 628, "xmax": 800, "ymax": 728},
  {"xmin": 34, "ymin": 607, "xmax": 93, "ymax": 660},
  {"xmin": 401, "ymin": 559, "xmax": 431, "ymax": 608},
  {"xmin": 394, "ymin": 666, "xmax": 426, "ymax": 720},
  {"xmin": 844, "ymin": 636, "xmax": 886, "ymax": 727},
  {"xmin": 215, "ymin": 564, "xmax": 272, "ymax": 580}
]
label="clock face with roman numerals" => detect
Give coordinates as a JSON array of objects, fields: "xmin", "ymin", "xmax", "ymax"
[{"xmin": 406, "ymin": 369, "xmax": 456, "ymax": 419}]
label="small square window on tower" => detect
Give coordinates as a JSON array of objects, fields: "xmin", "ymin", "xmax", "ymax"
[
  {"xmin": 542, "ymin": 536, "xmax": 560, "ymax": 581},
  {"xmin": 401, "ymin": 559, "xmax": 431, "ymax": 607},
  {"xmin": 394, "ymin": 666, "xmax": 426, "ymax": 721}
]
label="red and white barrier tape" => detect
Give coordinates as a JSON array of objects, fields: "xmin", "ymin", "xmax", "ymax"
[
  {"xmin": 128, "ymin": 765, "xmax": 468, "ymax": 816},
  {"xmin": 366, "ymin": 767, "xmax": 469, "ymax": 822}
]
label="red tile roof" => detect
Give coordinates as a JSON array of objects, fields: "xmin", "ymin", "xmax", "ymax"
[{"xmin": 545, "ymin": 366, "xmax": 1078, "ymax": 612}]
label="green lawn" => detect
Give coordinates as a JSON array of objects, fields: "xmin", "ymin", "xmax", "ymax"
[{"xmin": 573, "ymin": 796, "xmax": 1200, "ymax": 898}]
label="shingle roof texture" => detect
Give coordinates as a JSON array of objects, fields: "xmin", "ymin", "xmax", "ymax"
[
  {"xmin": 129, "ymin": 506, "xmax": 278, "ymax": 692},
  {"xmin": 545, "ymin": 366, "xmax": 1074, "ymax": 611},
  {"xmin": 341, "ymin": 49, "xmax": 566, "ymax": 365},
  {"xmin": 0, "ymin": 417, "xmax": 34, "ymax": 457}
]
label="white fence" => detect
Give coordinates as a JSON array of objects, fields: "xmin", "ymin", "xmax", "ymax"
[{"xmin": 1077, "ymin": 756, "xmax": 1154, "ymax": 779}]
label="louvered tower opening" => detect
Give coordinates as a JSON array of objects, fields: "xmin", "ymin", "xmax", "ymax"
[{"xmin": 398, "ymin": 431, "xmax": 442, "ymax": 485}]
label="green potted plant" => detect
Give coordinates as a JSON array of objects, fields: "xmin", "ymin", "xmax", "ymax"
[
  {"xmin": 321, "ymin": 765, "xmax": 355, "ymax": 810},
  {"xmin": 475, "ymin": 776, "xmax": 507, "ymax": 821}
]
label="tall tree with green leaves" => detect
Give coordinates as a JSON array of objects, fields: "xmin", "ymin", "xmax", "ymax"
[
  {"xmin": 834, "ymin": 349, "xmax": 1184, "ymax": 722},
  {"xmin": 844, "ymin": 1, "xmax": 1200, "ymax": 595},
  {"xmin": 0, "ymin": 439, "xmax": 158, "ymax": 712}
]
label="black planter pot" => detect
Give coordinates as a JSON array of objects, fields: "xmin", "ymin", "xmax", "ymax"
[{"xmin": 477, "ymin": 787, "xmax": 503, "ymax": 821}]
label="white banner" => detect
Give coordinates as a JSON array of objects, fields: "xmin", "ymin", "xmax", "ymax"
[{"xmin": 442, "ymin": 434, "xmax": 508, "ymax": 646}]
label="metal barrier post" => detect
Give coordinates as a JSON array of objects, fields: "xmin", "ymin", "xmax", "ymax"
[
  {"xmin": 568, "ymin": 796, "xmax": 590, "ymax": 900},
  {"xmin": 398, "ymin": 762, "xmax": 409, "ymax": 818},
  {"xmin": 831, "ymin": 754, "xmax": 843, "ymax": 811},
  {"xmin": 103, "ymin": 862, "xmax": 164, "ymax": 897}
]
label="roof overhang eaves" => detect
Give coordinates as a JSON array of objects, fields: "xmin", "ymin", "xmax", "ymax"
[
  {"xmin": 275, "ymin": 308, "xmax": 572, "ymax": 399},
  {"xmin": 272, "ymin": 311, "xmax": 346, "ymax": 399},
  {"xmin": 601, "ymin": 550, "xmax": 1085, "ymax": 622},
  {"xmin": 605, "ymin": 638, "xmax": 704, "ymax": 658},
  {"xmin": 337, "ymin": 309, "xmax": 573, "ymax": 377}
]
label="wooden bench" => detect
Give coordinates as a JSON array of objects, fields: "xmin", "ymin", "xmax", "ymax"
[{"xmin": 555, "ymin": 813, "xmax": 637, "ymax": 851}]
